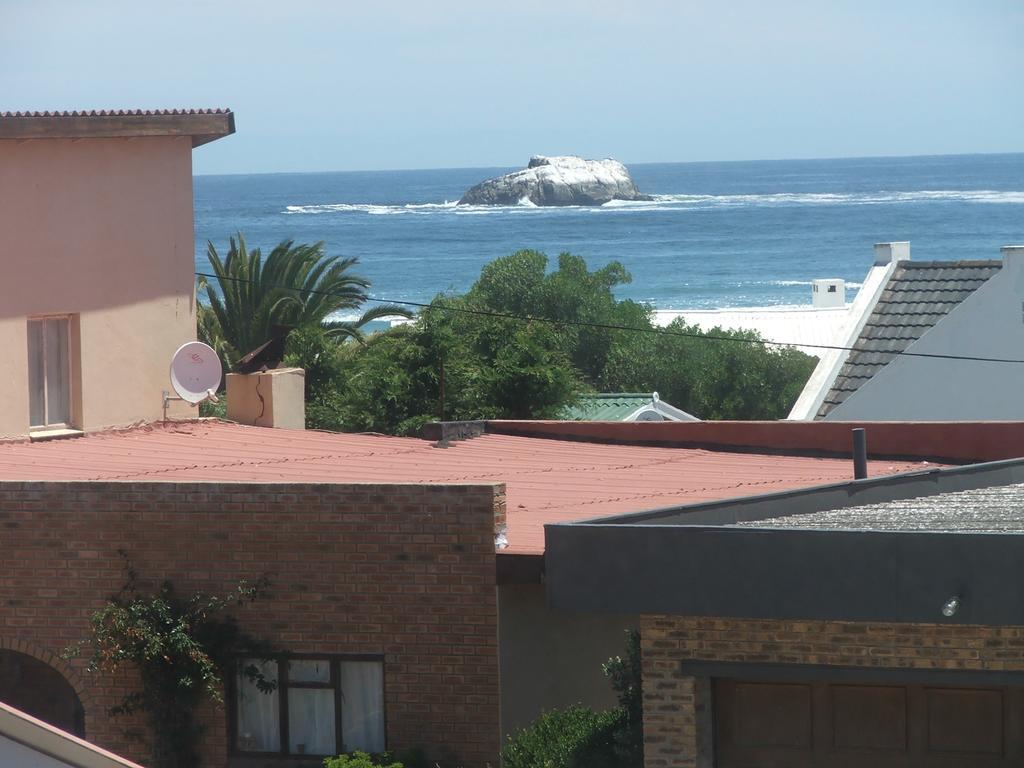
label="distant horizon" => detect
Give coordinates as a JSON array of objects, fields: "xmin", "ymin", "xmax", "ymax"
[
  {"xmin": 8, "ymin": 1, "xmax": 1020, "ymax": 175},
  {"xmin": 194, "ymin": 149, "xmax": 1024, "ymax": 179}
]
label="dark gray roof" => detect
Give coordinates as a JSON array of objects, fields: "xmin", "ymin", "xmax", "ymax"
[
  {"xmin": 736, "ymin": 482, "xmax": 1024, "ymax": 533},
  {"xmin": 817, "ymin": 260, "xmax": 1001, "ymax": 418}
]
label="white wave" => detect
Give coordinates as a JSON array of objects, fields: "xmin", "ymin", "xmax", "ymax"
[
  {"xmin": 284, "ymin": 200, "xmax": 459, "ymax": 216},
  {"xmin": 646, "ymin": 189, "xmax": 1024, "ymax": 208},
  {"xmin": 324, "ymin": 310, "xmax": 410, "ymax": 323},
  {"xmin": 282, "ymin": 189, "xmax": 1024, "ymax": 216}
]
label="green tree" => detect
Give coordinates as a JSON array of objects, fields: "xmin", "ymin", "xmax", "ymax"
[
  {"xmin": 197, "ymin": 234, "xmax": 408, "ymax": 368},
  {"xmin": 603, "ymin": 320, "xmax": 817, "ymax": 420},
  {"xmin": 463, "ymin": 250, "xmax": 650, "ymax": 384},
  {"xmin": 316, "ymin": 302, "xmax": 579, "ymax": 434},
  {"xmin": 501, "ymin": 631, "xmax": 643, "ymax": 768},
  {"xmin": 272, "ymin": 248, "xmax": 815, "ymax": 432},
  {"xmin": 602, "ymin": 630, "xmax": 643, "ymax": 767}
]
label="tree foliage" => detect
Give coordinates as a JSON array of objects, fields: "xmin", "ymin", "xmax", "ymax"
[
  {"xmin": 601, "ymin": 318, "xmax": 816, "ymax": 420},
  {"xmin": 289, "ymin": 249, "xmax": 816, "ymax": 432},
  {"xmin": 197, "ymin": 234, "xmax": 408, "ymax": 368},
  {"xmin": 323, "ymin": 752, "xmax": 405, "ymax": 768},
  {"xmin": 502, "ymin": 706, "xmax": 624, "ymax": 768},
  {"xmin": 501, "ymin": 630, "xmax": 643, "ymax": 768},
  {"xmin": 602, "ymin": 630, "xmax": 643, "ymax": 767},
  {"xmin": 64, "ymin": 557, "xmax": 274, "ymax": 768}
]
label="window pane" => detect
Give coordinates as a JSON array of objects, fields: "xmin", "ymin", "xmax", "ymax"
[
  {"xmin": 44, "ymin": 318, "xmax": 69, "ymax": 425},
  {"xmin": 27, "ymin": 320, "xmax": 45, "ymax": 427},
  {"xmin": 288, "ymin": 688, "xmax": 336, "ymax": 756},
  {"xmin": 341, "ymin": 661, "xmax": 385, "ymax": 752},
  {"xmin": 237, "ymin": 660, "xmax": 280, "ymax": 752},
  {"xmin": 288, "ymin": 659, "xmax": 331, "ymax": 683}
]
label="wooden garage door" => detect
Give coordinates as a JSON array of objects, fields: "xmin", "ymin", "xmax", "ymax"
[{"xmin": 714, "ymin": 679, "xmax": 1024, "ymax": 767}]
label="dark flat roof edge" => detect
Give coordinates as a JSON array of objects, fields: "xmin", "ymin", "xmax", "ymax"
[
  {"xmin": 495, "ymin": 552, "xmax": 543, "ymax": 584},
  {"xmin": 681, "ymin": 660, "xmax": 1024, "ymax": 687},
  {"xmin": 551, "ymin": 455, "xmax": 1024, "ymax": 529},
  {"xmin": 544, "ymin": 521, "xmax": 1024, "ymax": 623},
  {"xmin": 483, "ymin": 420, "xmax": 1024, "ymax": 465},
  {"xmin": 0, "ymin": 110, "xmax": 235, "ymax": 147},
  {"xmin": 489, "ymin": 425, "xmax": 871, "ymax": 462}
]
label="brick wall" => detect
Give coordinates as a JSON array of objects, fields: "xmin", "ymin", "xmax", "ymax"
[
  {"xmin": 641, "ymin": 614, "xmax": 1024, "ymax": 768},
  {"xmin": 0, "ymin": 481, "xmax": 503, "ymax": 767}
]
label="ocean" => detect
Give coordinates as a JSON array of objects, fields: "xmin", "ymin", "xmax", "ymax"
[{"xmin": 194, "ymin": 153, "xmax": 1024, "ymax": 311}]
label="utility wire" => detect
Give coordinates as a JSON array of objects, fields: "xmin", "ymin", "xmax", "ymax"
[{"xmin": 195, "ymin": 271, "xmax": 1024, "ymax": 365}]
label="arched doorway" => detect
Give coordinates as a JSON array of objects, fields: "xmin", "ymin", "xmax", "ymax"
[{"xmin": 0, "ymin": 650, "xmax": 84, "ymax": 736}]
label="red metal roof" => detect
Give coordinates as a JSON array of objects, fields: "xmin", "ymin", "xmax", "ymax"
[{"xmin": 0, "ymin": 421, "xmax": 933, "ymax": 555}]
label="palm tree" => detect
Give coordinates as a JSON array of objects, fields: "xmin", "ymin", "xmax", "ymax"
[{"xmin": 197, "ymin": 234, "xmax": 410, "ymax": 368}]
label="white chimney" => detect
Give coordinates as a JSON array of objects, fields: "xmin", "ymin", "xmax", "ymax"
[
  {"xmin": 874, "ymin": 241, "xmax": 910, "ymax": 265},
  {"xmin": 226, "ymin": 367, "xmax": 306, "ymax": 429},
  {"xmin": 1001, "ymin": 245, "xmax": 1024, "ymax": 264},
  {"xmin": 811, "ymin": 278, "xmax": 846, "ymax": 308}
]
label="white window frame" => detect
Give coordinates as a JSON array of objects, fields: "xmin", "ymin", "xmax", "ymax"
[{"xmin": 27, "ymin": 315, "xmax": 73, "ymax": 430}]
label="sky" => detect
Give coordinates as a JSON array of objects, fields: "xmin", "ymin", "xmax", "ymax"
[{"xmin": 2, "ymin": 0, "xmax": 1023, "ymax": 175}]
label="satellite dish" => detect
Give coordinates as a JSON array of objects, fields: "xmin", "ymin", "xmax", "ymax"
[{"xmin": 169, "ymin": 342, "xmax": 223, "ymax": 404}]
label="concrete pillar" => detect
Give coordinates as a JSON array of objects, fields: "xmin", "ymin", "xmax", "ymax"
[{"xmin": 226, "ymin": 367, "xmax": 305, "ymax": 429}]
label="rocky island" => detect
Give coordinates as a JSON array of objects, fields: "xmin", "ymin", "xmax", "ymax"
[{"xmin": 458, "ymin": 155, "xmax": 653, "ymax": 206}]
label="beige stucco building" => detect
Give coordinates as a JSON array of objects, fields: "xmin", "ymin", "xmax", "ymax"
[{"xmin": 0, "ymin": 109, "xmax": 233, "ymax": 440}]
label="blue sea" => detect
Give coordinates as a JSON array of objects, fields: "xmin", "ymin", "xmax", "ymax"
[{"xmin": 194, "ymin": 153, "xmax": 1024, "ymax": 311}]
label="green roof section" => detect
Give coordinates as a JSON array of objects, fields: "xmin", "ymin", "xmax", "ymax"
[{"xmin": 561, "ymin": 393, "xmax": 660, "ymax": 421}]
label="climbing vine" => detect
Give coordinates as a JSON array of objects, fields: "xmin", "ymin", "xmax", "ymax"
[{"xmin": 64, "ymin": 555, "xmax": 275, "ymax": 768}]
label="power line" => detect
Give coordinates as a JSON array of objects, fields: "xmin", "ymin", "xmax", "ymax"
[{"xmin": 194, "ymin": 271, "xmax": 1024, "ymax": 365}]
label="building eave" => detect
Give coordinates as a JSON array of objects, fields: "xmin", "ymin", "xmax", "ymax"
[
  {"xmin": 545, "ymin": 456, "xmax": 1024, "ymax": 624},
  {"xmin": 0, "ymin": 108, "xmax": 235, "ymax": 147},
  {"xmin": 0, "ymin": 702, "xmax": 145, "ymax": 768}
]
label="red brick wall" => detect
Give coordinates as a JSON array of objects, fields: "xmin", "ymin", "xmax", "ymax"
[
  {"xmin": 641, "ymin": 614, "xmax": 1024, "ymax": 768},
  {"xmin": 0, "ymin": 481, "xmax": 503, "ymax": 767}
]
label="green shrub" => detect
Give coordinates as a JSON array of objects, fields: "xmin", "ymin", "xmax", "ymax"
[
  {"xmin": 602, "ymin": 629, "xmax": 643, "ymax": 767},
  {"xmin": 502, "ymin": 705, "xmax": 625, "ymax": 768},
  {"xmin": 323, "ymin": 751, "xmax": 403, "ymax": 768},
  {"xmin": 198, "ymin": 397, "xmax": 227, "ymax": 419}
]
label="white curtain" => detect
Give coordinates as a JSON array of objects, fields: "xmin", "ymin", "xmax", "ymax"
[
  {"xmin": 288, "ymin": 659, "xmax": 330, "ymax": 683},
  {"xmin": 288, "ymin": 688, "xmax": 336, "ymax": 755},
  {"xmin": 341, "ymin": 661, "xmax": 385, "ymax": 752},
  {"xmin": 44, "ymin": 317, "xmax": 69, "ymax": 425},
  {"xmin": 237, "ymin": 660, "xmax": 280, "ymax": 752},
  {"xmin": 27, "ymin": 320, "xmax": 45, "ymax": 427}
]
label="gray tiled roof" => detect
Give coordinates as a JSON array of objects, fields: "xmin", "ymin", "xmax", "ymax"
[
  {"xmin": 817, "ymin": 260, "xmax": 1001, "ymax": 418},
  {"xmin": 735, "ymin": 483, "xmax": 1024, "ymax": 533}
]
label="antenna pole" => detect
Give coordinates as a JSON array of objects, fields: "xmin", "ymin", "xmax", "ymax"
[{"xmin": 439, "ymin": 354, "xmax": 446, "ymax": 422}]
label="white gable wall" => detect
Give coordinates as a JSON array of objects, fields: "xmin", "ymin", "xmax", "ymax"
[
  {"xmin": 788, "ymin": 243, "xmax": 905, "ymax": 419},
  {"xmin": 0, "ymin": 733, "xmax": 75, "ymax": 768},
  {"xmin": 826, "ymin": 247, "xmax": 1024, "ymax": 421}
]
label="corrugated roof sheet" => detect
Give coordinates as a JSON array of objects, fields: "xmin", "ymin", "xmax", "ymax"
[
  {"xmin": 817, "ymin": 260, "xmax": 1000, "ymax": 418},
  {"xmin": 0, "ymin": 421, "xmax": 930, "ymax": 555},
  {"xmin": 0, "ymin": 108, "xmax": 230, "ymax": 117},
  {"xmin": 0, "ymin": 108, "xmax": 234, "ymax": 146},
  {"xmin": 561, "ymin": 393, "xmax": 656, "ymax": 421}
]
